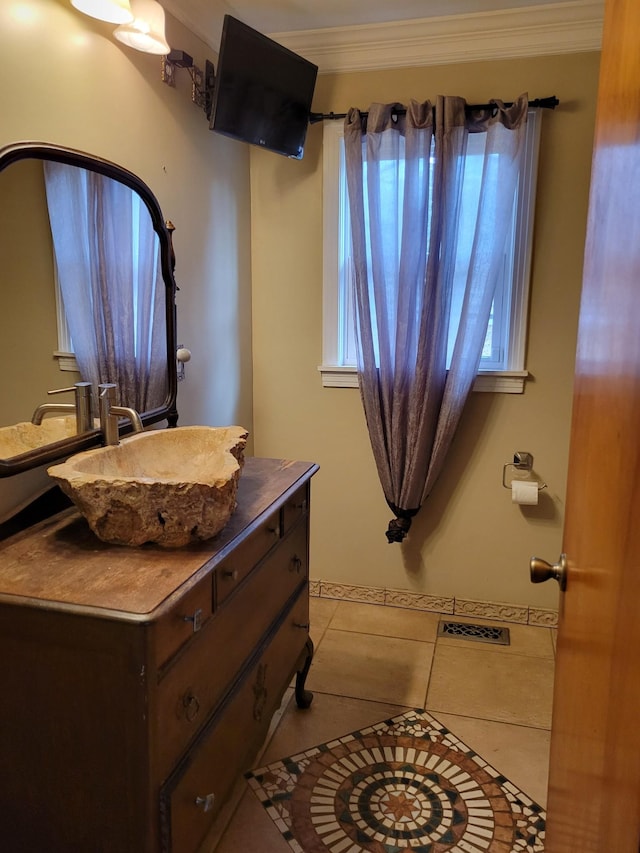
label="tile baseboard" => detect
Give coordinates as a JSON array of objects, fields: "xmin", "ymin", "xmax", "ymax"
[{"xmin": 310, "ymin": 580, "xmax": 558, "ymax": 628}]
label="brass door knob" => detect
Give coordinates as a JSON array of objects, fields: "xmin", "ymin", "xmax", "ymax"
[{"xmin": 530, "ymin": 554, "xmax": 568, "ymax": 591}]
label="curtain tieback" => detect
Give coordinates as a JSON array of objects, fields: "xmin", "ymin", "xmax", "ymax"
[{"xmin": 385, "ymin": 504, "xmax": 419, "ymax": 544}]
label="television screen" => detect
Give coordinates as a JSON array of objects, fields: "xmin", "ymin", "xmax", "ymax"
[{"xmin": 209, "ymin": 15, "xmax": 318, "ymax": 160}]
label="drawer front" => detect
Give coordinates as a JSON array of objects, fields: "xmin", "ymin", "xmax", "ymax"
[
  {"xmin": 154, "ymin": 575, "xmax": 214, "ymax": 669},
  {"xmin": 282, "ymin": 483, "xmax": 309, "ymax": 536},
  {"xmin": 162, "ymin": 590, "xmax": 309, "ymax": 853},
  {"xmin": 156, "ymin": 520, "xmax": 309, "ymax": 780},
  {"xmin": 215, "ymin": 511, "xmax": 282, "ymax": 606}
]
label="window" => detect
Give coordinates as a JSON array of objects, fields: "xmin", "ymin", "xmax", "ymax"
[
  {"xmin": 320, "ymin": 109, "xmax": 542, "ymax": 392},
  {"xmin": 54, "ymin": 265, "xmax": 78, "ymax": 372}
]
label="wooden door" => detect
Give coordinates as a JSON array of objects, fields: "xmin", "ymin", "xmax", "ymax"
[{"xmin": 544, "ymin": 0, "xmax": 640, "ymax": 850}]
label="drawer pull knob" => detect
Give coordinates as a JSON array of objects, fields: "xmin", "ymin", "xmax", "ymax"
[
  {"xmin": 182, "ymin": 608, "xmax": 203, "ymax": 632},
  {"xmin": 294, "ymin": 622, "xmax": 310, "ymax": 630},
  {"xmin": 268, "ymin": 524, "xmax": 281, "ymax": 537},
  {"xmin": 222, "ymin": 569, "xmax": 238, "ymax": 581},
  {"xmin": 290, "ymin": 555, "xmax": 303, "ymax": 573},
  {"xmin": 195, "ymin": 793, "xmax": 215, "ymax": 812},
  {"xmin": 182, "ymin": 690, "xmax": 201, "ymax": 722}
]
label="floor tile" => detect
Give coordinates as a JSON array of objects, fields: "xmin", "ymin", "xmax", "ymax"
[
  {"xmin": 214, "ymin": 789, "xmax": 289, "ymax": 853},
  {"xmin": 215, "ymin": 695, "xmax": 409, "ymax": 851},
  {"xmin": 426, "ymin": 643, "xmax": 554, "ymax": 729},
  {"xmin": 261, "ymin": 691, "xmax": 408, "ymax": 766},
  {"xmin": 433, "ymin": 711, "xmax": 551, "ymax": 807},
  {"xmin": 309, "ymin": 596, "xmax": 338, "ymax": 647},
  {"xmin": 247, "ymin": 709, "xmax": 546, "ymax": 853},
  {"xmin": 437, "ymin": 614, "xmax": 555, "ymax": 658},
  {"xmin": 213, "ymin": 604, "xmax": 555, "ymax": 851},
  {"xmin": 330, "ymin": 600, "xmax": 441, "ymax": 642},
  {"xmin": 306, "ymin": 628, "xmax": 434, "ymax": 707}
]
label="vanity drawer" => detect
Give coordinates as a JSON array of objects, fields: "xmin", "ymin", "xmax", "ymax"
[
  {"xmin": 161, "ymin": 590, "xmax": 309, "ymax": 853},
  {"xmin": 156, "ymin": 521, "xmax": 308, "ymax": 779},
  {"xmin": 154, "ymin": 576, "xmax": 214, "ymax": 669},
  {"xmin": 215, "ymin": 511, "xmax": 281, "ymax": 606},
  {"xmin": 282, "ymin": 483, "xmax": 309, "ymax": 535}
]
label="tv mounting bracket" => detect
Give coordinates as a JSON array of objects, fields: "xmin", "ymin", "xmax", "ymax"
[{"xmin": 161, "ymin": 50, "xmax": 216, "ymax": 120}]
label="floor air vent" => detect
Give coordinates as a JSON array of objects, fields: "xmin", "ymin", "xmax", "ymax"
[{"xmin": 438, "ymin": 620, "xmax": 510, "ymax": 645}]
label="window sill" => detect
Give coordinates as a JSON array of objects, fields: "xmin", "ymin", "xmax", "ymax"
[
  {"xmin": 54, "ymin": 351, "xmax": 79, "ymax": 372},
  {"xmin": 318, "ymin": 365, "xmax": 528, "ymax": 393}
]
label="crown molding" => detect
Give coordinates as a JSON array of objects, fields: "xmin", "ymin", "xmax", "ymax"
[
  {"xmin": 270, "ymin": 1, "xmax": 603, "ymax": 73},
  {"xmin": 162, "ymin": 0, "xmax": 223, "ymax": 52}
]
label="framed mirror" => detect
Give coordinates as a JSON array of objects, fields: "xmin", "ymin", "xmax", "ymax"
[{"xmin": 0, "ymin": 142, "xmax": 178, "ymax": 477}]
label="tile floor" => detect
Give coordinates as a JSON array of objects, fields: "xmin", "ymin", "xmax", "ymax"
[{"xmin": 214, "ymin": 597, "xmax": 556, "ymax": 852}]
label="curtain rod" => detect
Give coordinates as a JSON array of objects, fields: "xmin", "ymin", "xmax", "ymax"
[{"xmin": 308, "ymin": 95, "xmax": 559, "ymax": 125}]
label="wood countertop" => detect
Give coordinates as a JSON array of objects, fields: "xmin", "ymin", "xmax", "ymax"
[{"xmin": 0, "ymin": 457, "xmax": 318, "ymax": 618}]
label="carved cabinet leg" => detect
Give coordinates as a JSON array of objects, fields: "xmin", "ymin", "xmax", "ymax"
[{"xmin": 295, "ymin": 636, "xmax": 314, "ymax": 709}]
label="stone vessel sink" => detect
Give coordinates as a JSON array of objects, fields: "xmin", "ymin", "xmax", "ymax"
[
  {"xmin": 0, "ymin": 416, "xmax": 78, "ymax": 457},
  {"xmin": 47, "ymin": 426, "xmax": 249, "ymax": 547}
]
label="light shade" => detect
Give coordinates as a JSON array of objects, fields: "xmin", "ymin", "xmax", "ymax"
[
  {"xmin": 114, "ymin": 0, "xmax": 170, "ymax": 55},
  {"xmin": 71, "ymin": 0, "xmax": 134, "ymax": 24}
]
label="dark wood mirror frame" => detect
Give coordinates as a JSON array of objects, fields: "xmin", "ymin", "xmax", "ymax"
[{"xmin": 0, "ymin": 142, "xmax": 178, "ymax": 477}]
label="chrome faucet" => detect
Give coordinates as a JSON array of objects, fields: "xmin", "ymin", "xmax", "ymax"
[
  {"xmin": 31, "ymin": 382, "xmax": 94, "ymax": 433},
  {"xmin": 98, "ymin": 383, "xmax": 144, "ymax": 446}
]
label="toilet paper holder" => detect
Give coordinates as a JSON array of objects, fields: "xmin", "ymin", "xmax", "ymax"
[{"xmin": 502, "ymin": 452, "xmax": 547, "ymax": 491}]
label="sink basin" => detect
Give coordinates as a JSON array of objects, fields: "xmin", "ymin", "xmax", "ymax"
[
  {"xmin": 0, "ymin": 416, "xmax": 79, "ymax": 458},
  {"xmin": 47, "ymin": 426, "xmax": 249, "ymax": 547}
]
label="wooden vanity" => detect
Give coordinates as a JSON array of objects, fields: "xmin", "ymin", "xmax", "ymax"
[{"xmin": 0, "ymin": 456, "xmax": 318, "ymax": 852}]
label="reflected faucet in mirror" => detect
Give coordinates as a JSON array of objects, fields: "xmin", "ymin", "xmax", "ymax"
[
  {"xmin": 98, "ymin": 383, "xmax": 144, "ymax": 446},
  {"xmin": 31, "ymin": 382, "xmax": 93, "ymax": 433}
]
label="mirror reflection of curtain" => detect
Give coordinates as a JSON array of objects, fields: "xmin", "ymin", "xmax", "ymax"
[
  {"xmin": 344, "ymin": 96, "xmax": 528, "ymax": 542},
  {"xmin": 43, "ymin": 162, "xmax": 167, "ymax": 412}
]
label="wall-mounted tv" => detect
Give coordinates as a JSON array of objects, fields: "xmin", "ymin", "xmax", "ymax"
[{"xmin": 209, "ymin": 15, "xmax": 318, "ymax": 160}]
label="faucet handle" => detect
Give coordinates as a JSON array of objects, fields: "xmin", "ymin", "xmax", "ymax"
[
  {"xmin": 48, "ymin": 383, "xmax": 93, "ymax": 396},
  {"xmin": 47, "ymin": 386, "xmax": 76, "ymax": 396},
  {"xmin": 50, "ymin": 381, "xmax": 94, "ymax": 400}
]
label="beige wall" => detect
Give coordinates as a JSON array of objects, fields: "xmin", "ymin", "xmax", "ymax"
[
  {"xmin": 1, "ymin": 0, "xmax": 252, "ymax": 431},
  {"xmin": 250, "ymin": 51, "xmax": 600, "ymax": 609},
  {"xmin": 0, "ymin": 0, "xmax": 253, "ymax": 516}
]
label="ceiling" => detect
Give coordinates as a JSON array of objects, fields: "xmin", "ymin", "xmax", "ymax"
[
  {"xmin": 163, "ymin": 0, "xmax": 563, "ymax": 40},
  {"xmin": 160, "ymin": 0, "xmax": 603, "ymax": 72}
]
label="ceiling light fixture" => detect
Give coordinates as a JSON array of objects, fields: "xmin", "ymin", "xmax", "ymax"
[
  {"xmin": 114, "ymin": 0, "xmax": 170, "ymax": 55},
  {"xmin": 71, "ymin": 0, "xmax": 134, "ymax": 24}
]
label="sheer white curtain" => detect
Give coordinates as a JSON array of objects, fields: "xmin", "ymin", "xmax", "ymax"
[
  {"xmin": 43, "ymin": 162, "xmax": 167, "ymax": 412},
  {"xmin": 344, "ymin": 95, "xmax": 528, "ymax": 542}
]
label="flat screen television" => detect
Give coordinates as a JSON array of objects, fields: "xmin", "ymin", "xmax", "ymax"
[{"xmin": 209, "ymin": 15, "xmax": 318, "ymax": 160}]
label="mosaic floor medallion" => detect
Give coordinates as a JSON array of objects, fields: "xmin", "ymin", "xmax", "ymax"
[{"xmin": 246, "ymin": 709, "xmax": 545, "ymax": 853}]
